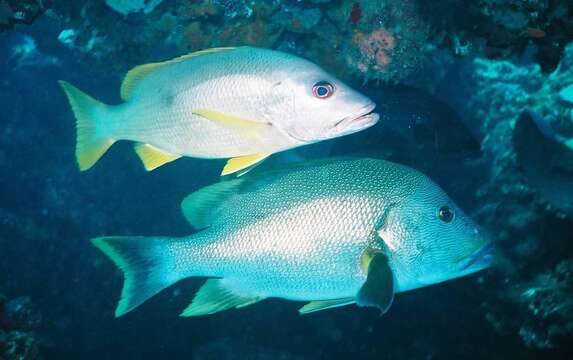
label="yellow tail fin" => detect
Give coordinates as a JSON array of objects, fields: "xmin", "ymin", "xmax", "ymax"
[{"xmin": 59, "ymin": 81, "xmax": 116, "ymax": 171}]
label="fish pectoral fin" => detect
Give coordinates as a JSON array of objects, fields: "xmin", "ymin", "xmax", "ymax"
[
  {"xmin": 298, "ymin": 298, "xmax": 355, "ymax": 315},
  {"xmin": 192, "ymin": 109, "xmax": 269, "ymax": 138},
  {"xmin": 222, "ymin": 153, "xmax": 271, "ymax": 176},
  {"xmin": 181, "ymin": 279, "xmax": 264, "ymax": 317},
  {"xmin": 356, "ymin": 250, "xmax": 394, "ymax": 315},
  {"xmin": 134, "ymin": 143, "xmax": 181, "ymax": 171}
]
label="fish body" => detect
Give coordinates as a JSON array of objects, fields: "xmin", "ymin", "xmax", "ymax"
[
  {"xmin": 93, "ymin": 158, "xmax": 492, "ymax": 317},
  {"xmin": 59, "ymin": 47, "xmax": 378, "ymax": 175}
]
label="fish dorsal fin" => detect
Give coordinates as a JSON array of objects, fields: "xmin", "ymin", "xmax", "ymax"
[
  {"xmin": 120, "ymin": 47, "xmax": 237, "ymax": 101},
  {"xmin": 181, "ymin": 179, "xmax": 243, "ymax": 229},
  {"xmin": 134, "ymin": 143, "xmax": 181, "ymax": 171},
  {"xmin": 299, "ymin": 298, "xmax": 355, "ymax": 314},
  {"xmin": 357, "ymin": 249, "xmax": 394, "ymax": 314},
  {"xmin": 222, "ymin": 153, "xmax": 271, "ymax": 176},
  {"xmin": 180, "ymin": 279, "xmax": 263, "ymax": 317}
]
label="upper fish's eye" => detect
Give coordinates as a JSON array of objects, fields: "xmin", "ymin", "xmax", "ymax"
[
  {"xmin": 438, "ymin": 206, "xmax": 454, "ymax": 223},
  {"xmin": 312, "ymin": 81, "xmax": 334, "ymax": 99}
]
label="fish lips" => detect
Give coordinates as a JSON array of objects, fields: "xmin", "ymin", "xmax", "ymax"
[
  {"xmin": 287, "ymin": 103, "xmax": 379, "ymax": 143},
  {"xmin": 457, "ymin": 241, "xmax": 495, "ymax": 273},
  {"xmin": 331, "ymin": 102, "xmax": 380, "ymax": 136}
]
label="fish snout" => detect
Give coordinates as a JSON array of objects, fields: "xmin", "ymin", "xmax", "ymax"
[{"xmin": 331, "ymin": 102, "xmax": 379, "ymax": 136}]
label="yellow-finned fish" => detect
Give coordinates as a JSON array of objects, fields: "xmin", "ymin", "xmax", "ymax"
[
  {"xmin": 59, "ymin": 47, "xmax": 379, "ymax": 175},
  {"xmin": 92, "ymin": 158, "xmax": 493, "ymax": 318}
]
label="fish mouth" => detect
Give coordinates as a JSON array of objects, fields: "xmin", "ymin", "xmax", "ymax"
[
  {"xmin": 332, "ymin": 102, "xmax": 379, "ymax": 135},
  {"xmin": 457, "ymin": 241, "xmax": 495, "ymax": 272},
  {"xmin": 286, "ymin": 102, "xmax": 379, "ymax": 143}
]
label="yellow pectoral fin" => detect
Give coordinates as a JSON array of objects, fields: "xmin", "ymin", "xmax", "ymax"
[
  {"xmin": 192, "ymin": 109, "xmax": 269, "ymax": 138},
  {"xmin": 222, "ymin": 153, "xmax": 270, "ymax": 176},
  {"xmin": 134, "ymin": 143, "xmax": 181, "ymax": 171}
]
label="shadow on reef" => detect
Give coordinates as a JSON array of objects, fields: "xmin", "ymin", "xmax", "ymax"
[
  {"xmin": 364, "ymin": 84, "xmax": 482, "ymax": 160},
  {"xmin": 514, "ymin": 110, "xmax": 573, "ymax": 216}
]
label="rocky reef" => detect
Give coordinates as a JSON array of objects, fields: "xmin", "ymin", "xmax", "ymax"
[
  {"xmin": 0, "ymin": 295, "xmax": 42, "ymax": 360},
  {"xmin": 400, "ymin": 28, "xmax": 573, "ymax": 352},
  {"xmin": 23, "ymin": 0, "xmax": 567, "ymax": 80},
  {"xmin": 0, "ymin": 1, "xmax": 44, "ymax": 32},
  {"xmin": 484, "ymin": 259, "xmax": 573, "ymax": 350}
]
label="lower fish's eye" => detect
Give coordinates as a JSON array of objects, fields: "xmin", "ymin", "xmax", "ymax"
[
  {"xmin": 312, "ymin": 81, "xmax": 334, "ymax": 99},
  {"xmin": 438, "ymin": 206, "xmax": 454, "ymax": 223}
]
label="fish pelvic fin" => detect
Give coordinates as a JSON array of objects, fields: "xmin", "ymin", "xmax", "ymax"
[
  {"xmin": 59, "ymin": 81, "xmax": 116, "ymax": 171},
  {"xmin": 299, "ymin": 298, "xmax": 355, "ymax": 314},
  {"xmin": 134, "ymin": 143, "xmax": 181, "ymax": 171},
  {"xmin": 181, "ymin": 279, "xmax": 264, "ymax": 317},
  {"xmin": 92, "ymin": 236, "xmax": 185, "ymax": 317},
  {"xmin": 222, "ymin": 153, "xmax": 271, "ymax": 176}
]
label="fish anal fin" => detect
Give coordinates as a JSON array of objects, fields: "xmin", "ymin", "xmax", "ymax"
[
  {"xmin": 120, "ymin": 47, "xmax": 237, "ymax": 101},
  {"xmin": 222, "ymin": 153, "xmax": 270, "ymax": 176},
  {"xmin": 180, "ymin": 279, "xmax": 263, "ymax": 317},
  {"xmin": 357, "ymin": 250, "xmax": 394, "ymax": 314},
  {"xmin": 180, "ymin": 179, "xmax": 243, "ymax": 229},
  {"xmin": 134, "ymin": 143, "xmax": 181, "ymax": 171},
  {"xmin": 298, "ymin": 298, "xmax": 355, "ymax": 314}
]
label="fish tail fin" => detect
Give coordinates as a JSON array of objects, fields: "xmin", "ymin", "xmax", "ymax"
[
  {"xmin": 92, "ymin": 236, "xmax": 186, "ymax": 317},
  {"xmin": 58, "ymin": 80, "xmax": 116, "ymax": 171}
]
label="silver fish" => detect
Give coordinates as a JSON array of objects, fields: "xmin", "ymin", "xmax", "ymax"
[
  {"xmin": 93, "ymin": 158, "xmax": 492, "ymax": 317},
  {"xmin": 59, "ymin": 47, "xmax": 378, "ymax": 175}
]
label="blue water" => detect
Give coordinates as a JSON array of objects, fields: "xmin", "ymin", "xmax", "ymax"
[{"xmin": 1, "ymin": 1, "xmax": 573, "ymax": 359}]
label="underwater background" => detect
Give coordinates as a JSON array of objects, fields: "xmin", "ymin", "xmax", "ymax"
[{"xmin": 1, "ymin": 0, "xmax": 573, "ymax": 359}]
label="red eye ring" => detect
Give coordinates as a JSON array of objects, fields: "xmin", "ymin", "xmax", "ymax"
[{"xmin": 312, "ymin": 81, "xmax": 334, "ymax": 99}]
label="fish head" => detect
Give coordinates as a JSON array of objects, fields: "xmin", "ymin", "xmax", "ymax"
[
  {"xmin": 265, "ymin": 61, "xmax": 379, "ymax": 144},
  {"xmin": 378, "ymin": 178, "xmax": 493, "ymax": 290}
]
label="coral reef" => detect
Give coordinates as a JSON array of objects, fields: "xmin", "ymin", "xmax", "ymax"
[
  {"xmin": 19, "ymin": 0, "xmax": 569, "ymax": 84},
  {"xmin": 401, "ymin": 37, "xmax": 573, "ymax": 351},
  {"xmin": 0, "ymin": 0, "xmax": 43, "ymax": 32},
  {"xmin": 418, "ymin": 0, "xmax": 573, "ymax": 71},
  {"xmin": 484, "ymin": 259, "xmax": 573, "ymax": 350},
  {"xmin": 105, "ymin": 0, "xmax": 164, "ymax": 16},
  {"xmin": 0, "ymin": 295, "xmax": 42, "ymax": 360},
  {"xmin": 335, "ymin": 0, "xmax": 429, "ymax": 82},
  {"xmin": 439, "ymin": 41, "xmax": 573, "ymax": 221}
]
